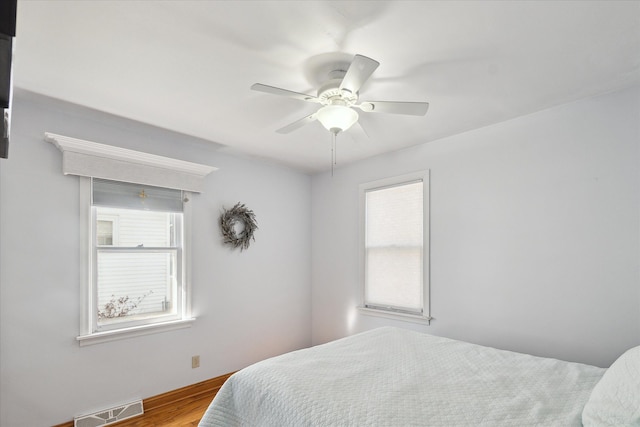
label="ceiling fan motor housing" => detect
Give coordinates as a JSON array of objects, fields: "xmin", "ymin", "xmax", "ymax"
[{"xmin": 317, "ymin": 78, "xmax": 358, "ymax": 107}]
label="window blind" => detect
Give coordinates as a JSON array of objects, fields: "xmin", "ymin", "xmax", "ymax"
[
  {"xmin": 92, "ymin": 178, "xmax": 183, "ymax": 213},
  {"xmin": 365, "ymin": 180, "xmax": 424, "ymax": 313}
]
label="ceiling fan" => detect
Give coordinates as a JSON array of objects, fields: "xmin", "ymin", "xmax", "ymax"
[{"xmin": 250, "ymin": 54, "xmax": 429, "ymax": 135}]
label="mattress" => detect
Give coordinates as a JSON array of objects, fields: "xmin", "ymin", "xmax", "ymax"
[{"xmin": 199, "ymin": 327, "xmax": 606, "ymax": 426}]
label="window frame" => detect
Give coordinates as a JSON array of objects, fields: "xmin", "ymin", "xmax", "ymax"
[
  {"xmin": 93, "ymin": 211, "xmax": 183, "ymax": 332},
  {"xmin": 78, "ymin": 177, "xmax": 195, "ymax": 346},
  {"xmin": 358, "ymin": 170, "xmax": 431, "ymax": 324}
]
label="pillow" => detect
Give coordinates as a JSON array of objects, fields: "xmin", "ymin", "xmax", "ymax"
[{"xmin": 582, "ymin": 345, "xmax": 640, "ymax": 426}]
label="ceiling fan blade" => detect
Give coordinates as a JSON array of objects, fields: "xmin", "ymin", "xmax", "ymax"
[
  {"xmin": 339, "ymin": 54, "xmax": 380, "ymax": 95},
  {"xmin": 251, "ymin": 83, "xmax": 320, "ymax": 103},
  {"xmin": 275, "ymin": 113, "xmax": 317, "ymax": 134},
  {"xmin": 357, "ymin": 101, "xmax": 429, "ymax": 116}
]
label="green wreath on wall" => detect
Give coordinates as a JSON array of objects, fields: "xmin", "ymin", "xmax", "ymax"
[{"xmin": 219, "ymin": 202, "xmax": 258, "ymax": 251}]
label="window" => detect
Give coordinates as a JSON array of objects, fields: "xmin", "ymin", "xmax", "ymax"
[
  {"xmin": 359, "ymin": 171, "xmax": 430, "ymax": 323},
  {"xmin": 46, "ymin": 133, "xmax": 216, "ymax": 346},
  {"xmin": 96, "ymin": 216, "xmax": 118, "ymax": 246},
  {"xmin": 78, "ymin": 178, "xmax": 194, "ymax": 345}
]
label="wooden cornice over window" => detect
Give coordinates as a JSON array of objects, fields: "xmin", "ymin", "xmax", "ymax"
[{"xmin": 45, "ymin": 132, "xmax": 217, "ymax": 192}]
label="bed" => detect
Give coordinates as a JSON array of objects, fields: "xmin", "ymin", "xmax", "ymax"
[{"xmin": 199, "ymin": 327, "xmax": 640, "ymax": 426}]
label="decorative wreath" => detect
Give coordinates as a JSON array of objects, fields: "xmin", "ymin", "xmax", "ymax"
[{"xmin": 219, "ymin": 202, "xmax": 258, "ymax": 251}]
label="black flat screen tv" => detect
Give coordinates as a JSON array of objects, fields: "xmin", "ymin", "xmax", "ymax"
[{"xmin": 0, "ymin": 0, "xmax": 17, "ymax": 159}]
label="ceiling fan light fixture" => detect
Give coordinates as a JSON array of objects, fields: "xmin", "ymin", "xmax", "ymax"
[
  {"xmin": 316, "ymin": 105, "xmax": 358, "ymax": 133},
  {"xmin": 251, "ymin": 54, "xmax": 429, "ymax": 138}
]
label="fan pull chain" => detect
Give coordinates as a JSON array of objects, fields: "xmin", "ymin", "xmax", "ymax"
[{"xmin": 330, "ymin": 131, "xmax": 337, "ymax": 176}]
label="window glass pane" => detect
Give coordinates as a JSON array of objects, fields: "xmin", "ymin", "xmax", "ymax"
[
  {"xmin": 96, "ymin": 251, "xmax": 177, "ymax": 326},
  {"xmin": 93, "ymin": 204, "xmax": 183, "ymax": 330},
  {"xmin": 366, "ymin": 247, "xmax": 422, "ymax": 310},
  {"xmin": 366, "ymin": 182, "xmax": 423, "ymax": 247},
  {"xmin": 365, "ymin": 180, "xmax": 423, "ymax": 313},
  {"xmin": 96, "ymin": 207, "xmax": 177, "ymax": 248}
]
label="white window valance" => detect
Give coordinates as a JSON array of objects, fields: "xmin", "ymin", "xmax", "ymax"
[{"xmin": 45, "ymin": 132, "xmax": 217, "ymax": 192}]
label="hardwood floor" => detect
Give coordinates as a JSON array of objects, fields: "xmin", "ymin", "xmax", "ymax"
[
  {"xmin": 53, "ymin": 373, "xmax": 233, "ymax": 427},
  {"xmin": 111, "ymin": 392, "xmax": 215, "ymax": 427}
]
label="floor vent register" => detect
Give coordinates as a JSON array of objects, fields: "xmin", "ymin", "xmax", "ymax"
[{"xmin": 74, "ymin": 400, "xmax": 144, "ymax": 427}]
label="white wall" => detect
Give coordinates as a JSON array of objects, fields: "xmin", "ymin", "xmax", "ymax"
[
  {"xmin": 311, "ymin": 86, "xmax": 640, "ymax": 368},
  {"xmin": 2, "ymin": 85, "xmax": 638, "ymax": 426},
  {"xmin": 0, "ymin": 90, "xmax": 312, "ymax": 427}
]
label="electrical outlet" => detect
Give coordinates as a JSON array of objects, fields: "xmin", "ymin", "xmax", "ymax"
[{"xmin": 192, "ymin": 355, "xmax": 200, "ymax": 369}]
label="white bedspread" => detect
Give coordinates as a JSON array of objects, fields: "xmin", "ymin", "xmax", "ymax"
[{"xmin": 199, "ymin": 327, "xmax": 605, "ymax": 426}]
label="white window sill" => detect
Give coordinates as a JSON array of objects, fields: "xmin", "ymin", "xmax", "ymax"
[
  {"xmin": 77, "ymin": 318, "xmax": 196, "ymax": 346},
  {"xmin": 358, "ymin": 307, "xmax": 432, "ymax": 325}
]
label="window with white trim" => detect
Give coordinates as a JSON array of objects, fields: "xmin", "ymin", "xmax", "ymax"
[
  {"xmin": 46, "ymin": 132, "xmax": 216, "ymax": 345},
  {"xmin": 78, "ymin": 177, "xmax": 195, "ymax": 345},
  {"xmin": 359, "ymin": 171, "xmax": 430, "ymax": 323},
  {"xmin": 91, "ymin": 178, "xmax": 186, "ymax": 331}
]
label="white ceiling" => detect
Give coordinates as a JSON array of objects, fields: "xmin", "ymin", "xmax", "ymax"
[{"xmin": 13, "ymin": 1, "xmax": 640, "ymax": 174}]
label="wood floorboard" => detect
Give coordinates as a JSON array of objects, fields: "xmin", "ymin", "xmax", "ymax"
[{"xmin": 110, "ymin": 392, "xmax": 216, "ymax": 427}]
